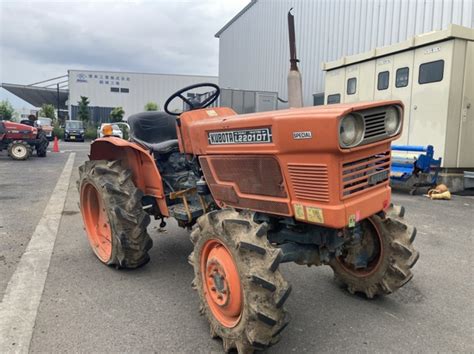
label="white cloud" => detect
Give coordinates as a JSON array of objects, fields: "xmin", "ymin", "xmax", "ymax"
[{"xmin": 0, "ymin": 0, "xmax": 248, "ymax": 108}]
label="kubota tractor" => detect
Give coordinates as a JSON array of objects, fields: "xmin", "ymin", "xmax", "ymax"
[
  {"xmin": 0, "ymin": 120, "xmax": 49, "ymax": 160},
  {"xmin": 78, "ymin": 83, "xmax": 418, "ymax": 353}
]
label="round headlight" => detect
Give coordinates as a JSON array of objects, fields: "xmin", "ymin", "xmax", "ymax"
[
  {"xmin": 385, "ymin": 106, "xmax": 401, "ymax": 135},
  {"xmin": 339, "ymin": 114, "xmax": 364, "ymax": 148}
]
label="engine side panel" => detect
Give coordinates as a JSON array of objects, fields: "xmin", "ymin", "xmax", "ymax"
[{"xmin": 199, "ymin": 156, "xmax": 291, "ymax": 216}]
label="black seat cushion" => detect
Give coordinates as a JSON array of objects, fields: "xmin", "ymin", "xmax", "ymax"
[{"xmin": 128, "ymin": 112, "xmax": 179, "ymax": 154}]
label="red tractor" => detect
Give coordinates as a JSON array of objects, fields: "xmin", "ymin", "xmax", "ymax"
[
  {"xmin": 78, "ymin": 84, "xmax": 418, "ymax": 353},
  {"xmin": 0, "ymin": 120, "xmax": 49, "ymax": 160}
]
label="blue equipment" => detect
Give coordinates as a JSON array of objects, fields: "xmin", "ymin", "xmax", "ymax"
[{"xmin": 390, "ymin": 145, "xmax": 442, "ymax": 194}]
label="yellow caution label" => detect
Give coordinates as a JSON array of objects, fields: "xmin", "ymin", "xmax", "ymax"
[
  {"xmin": 206, "ymin": 109, "xmax": 218, "ymax": 117},
  {"xmin": 348, "ymin": 214, "xmax": 356, "ymax": 227},
  {"xmin": 293, "ymin": 204, "xmax": 305, "ymax": 220},
  {"xmin": 306, "ymin": 207, "xmax": 324, "ymax": 224}
]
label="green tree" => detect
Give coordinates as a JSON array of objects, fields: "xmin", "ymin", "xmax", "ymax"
[
  {"xmin": 0, "ymin": 100, "xmax": 15, "ymax": 120},
  {"xmin": 110, "ymin": 107, "xmax": 125, "ymax": 122},
  {"xmin": 77, "ymin": 96, "xmax": 90, "ymax": 125},
  {"xmin": 144, "ymin": 102, "xmax": 159, "ymax": 111},
  {"xmin": 39, "ymin": 104, "xmax": 56, "ymax": 120}
]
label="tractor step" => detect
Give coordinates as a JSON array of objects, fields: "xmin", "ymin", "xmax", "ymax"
[{"xmin": 168, "ymin": 203, "xmax": 204, "ymax": 222}]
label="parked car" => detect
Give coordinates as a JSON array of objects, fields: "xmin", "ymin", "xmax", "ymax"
[
  {"xmin": 97, "ymin": 122, "xmax": 129, "ymax": 139},
  {"xmin": 64, "ymin": 120, "xmax": 85, "ymax": 142},
  {"xmin": 36, "ymin": 117, "xmax": 54, "ymax": 140}
]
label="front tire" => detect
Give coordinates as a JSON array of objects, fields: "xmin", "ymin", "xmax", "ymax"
[
  {"xmin": 8, "ymin": 141, "xmax": 32, "ymax": 160},
  {"xmin": 329, "ymin": 205, "xmax": 418, "ymax": 298},
  {"xmin": 189, "ymin": 209, "xmax": 291, "ymax": 353},
  {"xmin": 78, "ymin": 160, "xmax": 152, "ymax": 268}
]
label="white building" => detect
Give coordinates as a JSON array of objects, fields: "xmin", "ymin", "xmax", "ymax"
[
  {"xmin": 68, "ymin": 70, "xmax": 217, "ymax": 121},
  {"xmin": 1, "ymin": 70, "xmax": 217, "ymax": 123},
  {"xmin": 216, "ymin": 0, "xmax": 473, "ymax": 106}
]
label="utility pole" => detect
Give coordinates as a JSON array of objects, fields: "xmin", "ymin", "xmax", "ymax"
[{"xmin": 56, "ymin": 83, "xmax": 60, "ymax": 123}]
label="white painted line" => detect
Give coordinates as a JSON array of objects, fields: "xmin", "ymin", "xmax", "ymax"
[{"xmin": 0, "ymin": 153, "xmax": 76, "ymax": 353}]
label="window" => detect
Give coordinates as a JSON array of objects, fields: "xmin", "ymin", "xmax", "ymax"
[
  {"xmin": 396, "ymin": 67, "xmax": 409, "ymax": 87},
  {"xmin": 327, "ymin": 94, "xmax": 341, "ymax": 104},
  {"xmin": 313, "ymin": 92, "xmax": 325, "ymax": 106},
  {"xmin": 110, "ymin": 87, "xmax": 119, "ymax": 92},
  {"xmin": 377, "ymin": 71, "xmax": 390, "ymax": 90},
  {"xmin": 419, "ymin": 60, "xmax": 444, "ymax": 84},
  {"xmin": 347, "ymin": 78, "xmax": 357, "ymax": 95},
  {"xmin": 120, "ymin": 88, "xmax": 129, "ymax": 93}
]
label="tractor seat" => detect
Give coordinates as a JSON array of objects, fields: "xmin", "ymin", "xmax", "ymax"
[{"xmin": 128, "ymin": 112, "xmax": 179, "ymax": 154}]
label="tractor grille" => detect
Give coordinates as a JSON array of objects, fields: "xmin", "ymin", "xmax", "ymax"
[
  {"xmin": 288, "ymin": 164, "xmax": 329, "ymax": 202},
  {"xmin": 341, "ymin": 150, "xmax": 391, "ymax": 198},
  {"xmin": 363, "ymin": 111, "xmax": 386, "ymax": 140}
]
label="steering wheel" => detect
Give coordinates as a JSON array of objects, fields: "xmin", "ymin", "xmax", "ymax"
[{"xmin": 164, "ymin": 82, "xmax": 220, "ymax": 116}]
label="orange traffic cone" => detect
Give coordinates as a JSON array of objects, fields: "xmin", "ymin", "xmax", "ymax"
[{"xmin": 52, "ymin": 136, "xmax": 60, "ymax": 153}]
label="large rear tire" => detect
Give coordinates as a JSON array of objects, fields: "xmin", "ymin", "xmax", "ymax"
[
  {"xmin": 36, "ymin": 131, "xmax": 49, "ymax": 157},
  {"xmin": 78, "ymin": 160, "xmax": 152, "ymax": 268},
  {"xmin": 8, "ymin": 141, "xmax": 32, "ymax": 160},
  {"xmin": 329, "ymin": 205, "xmax": 418, "ymax": 298},
  {"xmin": 189, "ymin": 209, "xmax": 291, "ymax": 353}
]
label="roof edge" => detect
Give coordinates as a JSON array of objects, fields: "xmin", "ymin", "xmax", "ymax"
[
  {"xmin": 67, "ymin": 69, "xmax": 218, "ymax": 79},
  {"xmin": 1, "ymin": 82, "xmax": 69, "ymax": 93},
  {"xmin": 322, "ymin": 24, "xmax": 474, "ymax": 71},
  {"xmin": 215, "ymin": 0, "xmax": 257, "ymax": 38}
]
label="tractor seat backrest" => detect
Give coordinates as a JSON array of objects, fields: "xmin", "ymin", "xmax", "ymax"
[{"xmin": 128, "ymin": 112, "xmax": 179, "ymax": 154}]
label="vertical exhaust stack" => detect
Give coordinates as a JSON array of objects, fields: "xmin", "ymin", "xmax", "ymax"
[{"xmin": 287, "ymin": 8, "xmax": 303, "ymax": 108}]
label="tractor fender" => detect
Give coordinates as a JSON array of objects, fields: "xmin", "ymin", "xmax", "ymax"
[{"xmin": 89, "ymin": 137, "xmax": 169, "ymax": 216}]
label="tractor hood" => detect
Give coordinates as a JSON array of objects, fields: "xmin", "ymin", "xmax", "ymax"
[{"xmin": 3, "ymin": 121, "xmax": 37, "ymax": 133}]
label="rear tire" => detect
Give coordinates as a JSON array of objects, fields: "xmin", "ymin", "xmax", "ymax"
[
  {"xmin": 189, "ymin": 209, "xmax": 290, "ymax": 353},
  {"xmin": 36, "ymin": 131, "xmax": 49, "ymax": 157},
  {"xmin": 329, "ymin": 205, "xmax": 418, "ymax": 298},
  {"xmin": 8, "ymin": 141, "xmax": 32, "ymax": 160},
  {"xmin": 78, "ymin": 160, "xmax": 152, "ymax": 268}
]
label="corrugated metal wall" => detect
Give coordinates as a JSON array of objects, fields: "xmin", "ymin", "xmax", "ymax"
[{"xmin": 218, "ymin": 0, "xmax": 474, "ymax": 106}]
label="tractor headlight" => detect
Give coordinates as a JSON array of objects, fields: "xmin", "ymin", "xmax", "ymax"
[
  {"xmin": 385, "ymin": 106, "xmax": 401, "ymax": 136},
  {"xmin": 339, "ymin": 114, "xmax": 364, "ymax": 148}
]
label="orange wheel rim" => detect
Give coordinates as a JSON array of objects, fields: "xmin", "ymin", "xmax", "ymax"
[
  {"xmin": 337, "ymin": 218, "xmax": 383, "ymax": 277},
  {"xmin": 200, "ymin": 239, "xmax": 243, "ymax": 328},
  {"xmin": 80, "ymin": 182, "xmax": 112, "ymax": 262}
]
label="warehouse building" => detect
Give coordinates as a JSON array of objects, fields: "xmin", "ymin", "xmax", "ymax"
[
  {"xmin": 216, "ymin": 0, "xmax": 473, "ymax": 106},
  {"xmin": 68, "ymin": 70, "xmax": 217, "ymax": 121},
  {"xmin": 1, "ymin": 70, "xmax": 217, "ymax": 122}
]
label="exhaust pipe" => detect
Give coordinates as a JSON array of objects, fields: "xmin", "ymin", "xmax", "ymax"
[{"xmin": 287, "ymin": 8, "xmax": 303, "ymax": 108}]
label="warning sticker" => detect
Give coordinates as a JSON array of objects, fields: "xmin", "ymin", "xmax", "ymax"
[
  {"xmin": 348, "ymin": 214, "xmax": 356, "ymax": 227},
  {"xmin": 306, "ymin": 207, "xmax": 324, "ymax": 224},
  {"xmin": 206, "ymin": 110, "xmax": 218, "ymax": 117},
  {"xmin": 293, "ymin": 204, "xmax": 305, "ymax": 220}
]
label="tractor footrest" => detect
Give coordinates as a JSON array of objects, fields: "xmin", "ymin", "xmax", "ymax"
[{"xmin": 168, "ymin": 203, "xmax": 204, "ymax": 222}]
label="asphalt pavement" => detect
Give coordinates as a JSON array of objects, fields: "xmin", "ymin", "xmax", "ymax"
[{"xmin": 0, "ymin": 141, "xmax": 473, "ymax": 353}]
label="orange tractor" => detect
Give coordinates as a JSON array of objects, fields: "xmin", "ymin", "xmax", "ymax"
[{"xmin": 78, "ymin": 83, "xmax": 418, "ymax": 353}]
